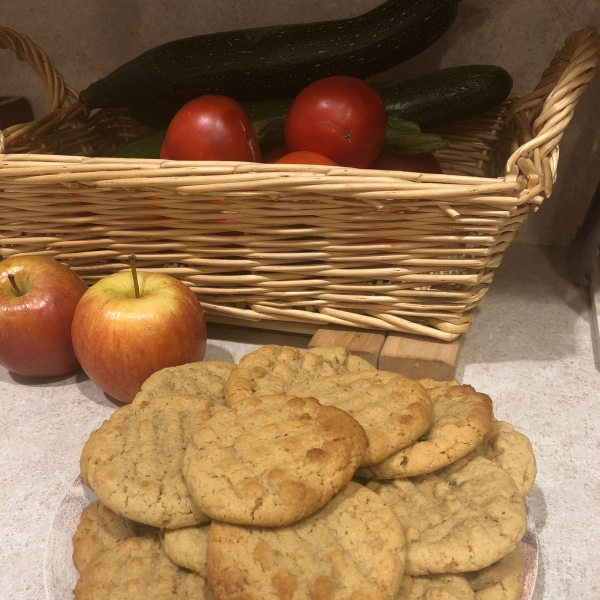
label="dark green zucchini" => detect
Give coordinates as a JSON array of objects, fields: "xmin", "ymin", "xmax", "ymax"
[
  {"xmin": 127, "ymin": 97, "xmax": 295, "ymax": 129},
  {"xmin": 81, "ymin": 0, "xmax": 458, "ymax": 110},
  {"xmin": 377, "ymin": 65, "xmax": 513, "ymax": 131},
  {"xmin": 115, "ymin": 65, "xmax": 512, "ymax": 159}
]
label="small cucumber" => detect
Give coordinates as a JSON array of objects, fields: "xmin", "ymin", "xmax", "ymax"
[{"xmin": 376, "ymin": 65, "xmax": 513, "ymax": 131}]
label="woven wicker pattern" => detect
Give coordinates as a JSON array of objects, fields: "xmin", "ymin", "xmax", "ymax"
[{"xmin": 1, "ymin": 27, "xmax": 599, "ymax": 340}]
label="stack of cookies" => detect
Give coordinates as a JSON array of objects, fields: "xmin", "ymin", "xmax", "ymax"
[{"xmin": 72, "ymin": 345, "xmax": 537, "ymax": 600}]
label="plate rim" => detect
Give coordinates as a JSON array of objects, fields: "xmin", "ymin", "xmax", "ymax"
[{"xmin": 44, "ymin": 475, "xmax": 539, "ymax": 600}]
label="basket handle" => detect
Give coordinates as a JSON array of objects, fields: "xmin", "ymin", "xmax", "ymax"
[
  {"xmin": 506, "ymin": 27, "xmax": 600, "ymax": 197},
  {"xmin": 0, "ymin": 26, "xmax": 79, "ymax": 111},
  {"xmin": 0, "ymin": 27, "xmax": 87, "ymax": 153}
]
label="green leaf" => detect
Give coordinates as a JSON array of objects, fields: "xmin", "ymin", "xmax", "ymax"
[
  {"xmin": 114, "ymin": 128, "xmax": 166, "ymax": 159},
  {"xmin": 384, "ymin": 116, "xmax": 449, "ymax": 155},
  {"xmin": 252, "ymin": 116, "xmax": 286, "ymax": 150}
]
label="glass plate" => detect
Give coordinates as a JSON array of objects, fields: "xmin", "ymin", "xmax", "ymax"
[{"xmin": 44, "ymin": 475, "xmax": 539, "ymax": 599}]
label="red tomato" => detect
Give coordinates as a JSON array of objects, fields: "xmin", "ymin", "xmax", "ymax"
[
  {"xmin": 275, "ymin": 151, "xmax": 338, "ymax": 166},
  {"xmin": 160, "ymin": 95, "xmax": 261, "ymax": 162},
  {"xmin": 284, "ymin": 76, "xmax": 387, "ymax": 169},
  {"xmin": 370, "ymin": 152, "xmax": 443, "ymax": 174},
  {"xmin": 262, "ymin": 146, "xmax": 289, "ymax": 163}
]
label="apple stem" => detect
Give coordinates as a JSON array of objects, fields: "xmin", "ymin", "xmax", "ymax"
[
  {"xmin": 128, "ymin": 254, "xmax": 141, "ymax": 299},
  {"xmin": 7, "ymin": 274, "xmax": 23, "ymax": 297}
]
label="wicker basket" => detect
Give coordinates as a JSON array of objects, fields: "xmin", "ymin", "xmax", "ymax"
[{"xmin": 1, "ymin": 27, "xmax": 599, "ymax": 340}]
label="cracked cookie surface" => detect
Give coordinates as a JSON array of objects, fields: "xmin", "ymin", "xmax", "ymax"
[
  {"xmin": 207, "ymin": 482, "xmax": 405, "ymax": 600},
  {"xmin": 133, "ymin": 361, "xmax": 234, "ymax": 406},
  {"xmin": 72, "ymin": 500, "xmax": 154, "ymax": 573},
  {"xmin": 74, "ymin": 534, "xmax": 213, "ymax": 599},
  {"xmin": 161, "ymin": 524, "xmax": 210, "ymax": 576},
  {"xmin": 418, "ymin": 379, "xmax": 460, "ymax": 390},
  {"xmin": 183, "ymin": 395, "xmax": 368, "ymax": 526},
  {"xmin": 397, "ymin": 574, "xmax": 475, "ymax": 600},
  {"xmin": 465, "ymin": 546, "xmax": 525, "ymax": 600},
  {"xmin": 452, "ymin": 421, "xmax": 536, "ymax": 498},
  {"xmin": 357, "ymin": 384, "xmax": 492, "ymax": 479},
  {"xmin": 373, "ymin": 457, "xmax": 527, "ymax": 575},
  {"xmin": 288, "ymin": 370, "xmax": 432, "ymax": 466},
  {"xmin": 80, "ymin": 395, "xmax": 212, "ymax": 529},
  {"xmin": 224, "ymin": 345, "xmax": 375, "ymax": 406}
]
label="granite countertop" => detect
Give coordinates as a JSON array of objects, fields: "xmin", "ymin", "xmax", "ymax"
[{"xmin": 1, "ymin": 243, "xmax": 599, "ymax": 600}]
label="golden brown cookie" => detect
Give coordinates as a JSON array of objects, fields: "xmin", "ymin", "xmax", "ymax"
[
  {"xmin": 418, "ymin": 379, "xmax": 460, "ymax": 390},
  {"xmin": 454, "ymin": 421, "xmax": 536, "ymax": 498},
  {"xmin": 224, "ymin": 345, "xmax": 375, "ymax": 406},
  {"xmin": 373, "ymin": 457, "xmax": 527, "ymax": 575},
  {"xmin": 288, "ymin": 370, "xmax": 433, "ymax": 466},
  {"xmin": 73, "ymin": 534, "xmax": 213, "ymax": 599},
  {"xmin": 183, "ymin": 395, "xmax": 368, "ymax": 526},
  {"xmin": 398, "ymin": 574, "xmax": 475, "ymax": 600},
  {"xmin": 133, "ymin": 361, "xmax": 234, "ymax": 406},
  {"xmin": 465, "ymin": 546, "xmax": 525, "ymax": 600},
  {"xmin": 207, "ymin": 482, "xmax": 405, "ymax": 600},
  {"xmin": 80, "ymin": 395, "xmax": 212, "ymax": 529},
  {"xmin": 160, "ymin": 524, "xmax": 210, "ymax": 577},
  {"xmin": 72, "ymin": 501, "xmax": 153, "ymax": 573},
  {"xmin": 79, "ymin": 433, "xmax": 95, "ymax": 488},
  {"xmin": 414, "ymin": 383, "xmax": 536, "ymax": 496},
  {"xmin": 357, "ymin": 384, "xmax": 492, "ymax": 479}
]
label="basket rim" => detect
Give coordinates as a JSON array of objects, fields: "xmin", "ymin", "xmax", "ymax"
[{"xmin": 0, "ymin": 151, "xmax": 519, "ymax": 183}]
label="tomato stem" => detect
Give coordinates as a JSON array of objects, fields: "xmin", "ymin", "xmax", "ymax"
[
  {"xmin": 7, "ymin": 274, "xmax": 23, "ymax": 297},
  {"xmin": 128, "ymin": 254, "xmax": 141, "ymax": 299}
]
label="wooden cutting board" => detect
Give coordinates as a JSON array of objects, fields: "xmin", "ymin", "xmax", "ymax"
[
  {"xmin": 378, "ymin": 332, "xmax": 462, "ymax": 381},
  {"xmin": 308, "ymin": 326, "xmax": 461, "ymax": 378}
]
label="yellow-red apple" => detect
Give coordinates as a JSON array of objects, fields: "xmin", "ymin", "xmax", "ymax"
[
  {"xmin": 71, "ymin": 265, "xmax": 206, "ymax": 403},
  {"xmin": 0, "ymin": 256, "xmax": 88, "ymax": 377}
]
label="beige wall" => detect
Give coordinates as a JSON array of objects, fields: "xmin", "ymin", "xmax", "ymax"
[{"xmin": 2, "ymin": 0, "xmax": 600, "ymax": 246}]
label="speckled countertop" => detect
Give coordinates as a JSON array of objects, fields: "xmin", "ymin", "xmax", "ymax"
[{"xmin": 1, "ymin": 243, "xmax": 598, "ymax": 600}]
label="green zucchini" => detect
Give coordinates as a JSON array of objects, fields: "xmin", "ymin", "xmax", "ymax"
[
  {"xmin": 127, "ymin": 97, "xmax": 294, "ymax": 129},
  {"xmin": 81, "ymin": 0, "xmax": 458, "ymax": 111},
  {"xmin": 115, "ymin": 65, "xmax": 512, "ymax": 159},
  {"xmin": 376, "ymin": 65, "xmax": 513, "ymax": 131}
]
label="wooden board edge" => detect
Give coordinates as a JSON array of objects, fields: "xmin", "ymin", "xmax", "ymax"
[
  {"xmin": 205, "ymin": 314, "xmax": 319, "ymax": 336},
  {"xmin": 378, "ymin": 331, "xmax": 463, "ymax": 380}
]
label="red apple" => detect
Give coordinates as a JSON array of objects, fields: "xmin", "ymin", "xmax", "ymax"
[
  {"xmin": 0, "ymin": 256, "xmax": 88, "ymax": 377},
  {"xmin": 71, "ymin": 262, "xmax": 207, "ymax": 403}
]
